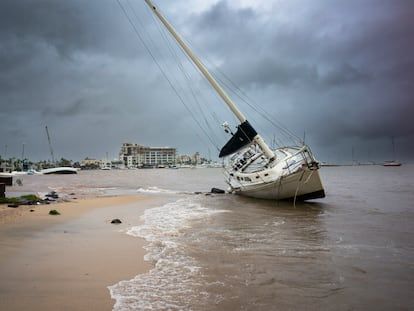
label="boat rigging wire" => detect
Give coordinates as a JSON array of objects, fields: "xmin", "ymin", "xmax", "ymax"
[
  {"xmin": 211, "ymin": 68, "xmax": 302, "ymax": 145},
  {"xmin": 149, "ymin": 21, "xmax": 272, "ymax": 146},
  {"xmin": 176, "ymin": 34, "xmax": 302, "ymax": 146},
  {"xmin": 116, "ymin": 0, "xmax": 220, "ymax": 151},
  {"xmin": 142, "ymin": 5, "xmax": 237, "ymax": 135},
  {"xmin": 127, "ymin": 0, "xmax": 222, "ymax": 150},
  {"xmin": 145, "ymin": 4, "xmax": 223, "ymax": 145}
]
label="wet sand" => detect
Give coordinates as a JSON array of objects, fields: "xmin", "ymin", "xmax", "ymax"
[{"xmin": 0, "ymin": 195, "xmax": 158, "ymax": 311}]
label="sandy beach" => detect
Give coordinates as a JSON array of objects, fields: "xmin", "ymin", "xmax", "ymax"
[{"xmin": 0, "ymin": 195, "xmax": 159, "ymax": 311}]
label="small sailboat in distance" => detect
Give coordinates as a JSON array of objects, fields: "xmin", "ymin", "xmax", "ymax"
[
  {"xmin": 143, "ymin": 0, "xmax": 325, "ymax": 200},
  {"xmin": 383, "ymin": 137, "xmax": 401, "ymax": 167}
]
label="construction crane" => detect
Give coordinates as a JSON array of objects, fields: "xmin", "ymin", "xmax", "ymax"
[{"xmin": 45, "ymin": 126, "xmax": 55, "ymax": 164}]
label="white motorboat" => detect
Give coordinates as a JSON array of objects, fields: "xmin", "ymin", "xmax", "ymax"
[
  {"xmin": 143, "ymin": 0, "xmax": 325, "ymax": 201},
  {"xmin": 101, "ymin": 163, "xmax": 112, "ymax": 170}
]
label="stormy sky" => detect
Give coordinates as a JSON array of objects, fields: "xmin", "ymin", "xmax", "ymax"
[{"xmin": 0, "ymin": 0, "xmax": 413, "ymax": 163}]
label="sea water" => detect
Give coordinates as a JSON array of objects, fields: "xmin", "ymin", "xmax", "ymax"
[{"xmin": 9, "ymin": 166, "xmax": 414, "ymax": 310}]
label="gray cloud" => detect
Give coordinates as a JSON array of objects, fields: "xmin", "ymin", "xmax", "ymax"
[{"xmin": 0, "ymin": 0, "xmax": 413, "ymax": 163}]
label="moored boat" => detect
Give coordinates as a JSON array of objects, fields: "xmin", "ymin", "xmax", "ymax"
[
  {"xmin": 40, "ymin": 167, "xmax": 78, "ymax": 175},
  {"xmin": 383, "ymin": 161, "xmax": 401, "ymax": 167},
  {"xmin": 383, "ymin": 137, "xmax": 402, "ymax": 167}
]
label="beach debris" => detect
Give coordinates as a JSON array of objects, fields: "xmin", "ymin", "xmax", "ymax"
[
  {"xmin": 16, "ymin": 179, "xmax": 23, "ymax": 186},
  {"xmin": 194, "ymin": 191, "xmax": 202, "ymax": 195},
  {"xmin": 111, "ymin": 219, "xmax": 122, "ymax": 224},
  {"xmin": 69, "ymin": 193, "xmax": 76, "ymax": 195},
  {"xmin": 30, "ymin": 209, "xmax": 35, "ymax": 212},
  {"xmin": 45, "ymin": 191, "xmax": 59, "ymax": 199},
  {"xmin": 7, "ymin": 204, "xmax": 19, "ymax": 208},
  {"xmin": 0, "ymin": 183, "xmax": 5, "ymax": 198},
  {"xmin": 0, "ymin": 176, "xmax": 13, "ymax": 186},
  {"xmin": 49, "ymin": 209, "xmax": 60, "ymax": 215},
  {"xmin": 211, "ymin": 187, "xmax": 225, "ymax": 194},
  {"xmin": 1, "ymin": 194, "xmax": 42, "ymax": 206}
]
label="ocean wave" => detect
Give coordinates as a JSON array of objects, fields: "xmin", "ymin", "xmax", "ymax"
[
  {"xmin": 136, "ymin": 186, "xmax": 185, "ymax": 195},
  {"xmin": 108, "ymin": 198, "xmax": 228, "ymax": 311}
]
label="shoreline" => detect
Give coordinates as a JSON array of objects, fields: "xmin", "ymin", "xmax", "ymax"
[{"xmin": 0, "ymin": 194, "xmax": 163, "ymax": 311}]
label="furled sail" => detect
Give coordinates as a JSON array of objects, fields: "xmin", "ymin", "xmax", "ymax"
[{"xmin": 219, "ymin": 120, "xmax": 258, "ymax": 158}]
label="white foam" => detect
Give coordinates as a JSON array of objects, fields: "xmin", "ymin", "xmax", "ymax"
[
  {"xmin": 136, "ymin": 186, "xmax": 184, "ymax": 195},
  {"xmin": 108, "ymin": 198, "xmax": 228, "ymax": 311}
]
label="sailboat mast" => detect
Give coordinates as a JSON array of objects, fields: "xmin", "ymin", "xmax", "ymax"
[
  {"xmin": 144, "ymin": 0, "xmax": 275, "ymax": 160},
  {"xmin": 45, "ymin": 126, "xmax": 55, "ymax": 164},
  {"xmin": 391, "ymin": 136, "xmax": 396, "ymax": 161}
]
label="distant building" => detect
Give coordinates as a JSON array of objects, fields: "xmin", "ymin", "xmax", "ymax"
[
  {"xmin": 0, "ymin": 160, "xmax": 13, "ymax": 173},
  {"xmin": 176, "ymin": 154, "xmax": 192, "ymax": 165},
  {"xmin": 80, "ymin": 157, "xmax": 102, "ymax": 170},
  {"xmin": 111, "ymin": 160, "xmax": 125, "ymax": 170},
  {"xmin": 119, "ymin": 143, "xmax": 176, "ymax": 168},
  {"xmin": 176, "ymin": 152, "xmax": 209, "ymax": 165},
  {"xmin": 192, "ymin": 152, "xmax": 201, "ymax": 165}
]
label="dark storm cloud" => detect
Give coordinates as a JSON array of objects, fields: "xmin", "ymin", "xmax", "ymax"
[
  {"xmin": 0, "ymin": 0, "xmax": 413, "ymax": 163},
  {"xmin": 0, "ymin": 0, "xmax": 137, "ymax": 58},
  {"xmin": 184, "ymin": 0, "xmax": 414, "ymax": 162},
  {"xmin": 320, "ymin": 64, "xmax": 371, "ymax": 87}
]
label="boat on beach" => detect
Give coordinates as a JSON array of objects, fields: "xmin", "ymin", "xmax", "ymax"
[
  {"xmin": 41, "ymin": 126, "xmax": 78, "ymax": 174},
  {"xmin": 40, "ymin": 167, "xmax": 78, "ymax": 175},
  {"xmin": 143, "ymin": 0, "xmax": 325, "ymax": 200}
]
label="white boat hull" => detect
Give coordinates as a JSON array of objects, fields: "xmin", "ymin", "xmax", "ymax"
[
  {"xmin": 225, "ymin": 146, "xmax": 325, "ymax": 201},
  {"xmin": 233, "ymin": 169, "xmax": 325, "ymax": 200},
  {"xmin": 383, "ymin": 161, "xmax": 401, "ymax": 167}
]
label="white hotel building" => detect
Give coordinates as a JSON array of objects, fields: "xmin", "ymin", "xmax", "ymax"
[{"xmin": 119, "ymin": 143, "xmax": 176, "ymax": 168}]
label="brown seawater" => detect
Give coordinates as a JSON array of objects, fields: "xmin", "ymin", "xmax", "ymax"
[{"xmin": 8, "ymin": 166, "xmax": 414, "ymax": 310}]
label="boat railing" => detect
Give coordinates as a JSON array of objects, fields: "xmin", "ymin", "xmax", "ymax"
[{"xmin": 282, "ymin": 146, "xmax": 316, "ymax": 175}]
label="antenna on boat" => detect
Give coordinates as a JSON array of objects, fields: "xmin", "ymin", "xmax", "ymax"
[
  {"xmin": 143, "ymin": 0, "xmax": 275, "ymax": 161},
  {"xmin": 222, "ymin": 122, "xmax": 233, "ymax": 135}
]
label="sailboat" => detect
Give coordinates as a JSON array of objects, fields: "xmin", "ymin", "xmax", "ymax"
[
  {"xmin": 40, "ymin": 126, "xmax": 77, "ymax": 175},
  {"xmin": 101, "ymin": 152, "xmax": 112, "ymax": 170},
  {"xmin": 144, "ymin": 0, "xmax": 325, "ymax": 200},
  {"xmin": 383, "ymin": 137, "xmax": 401, "ymax": 167}
]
